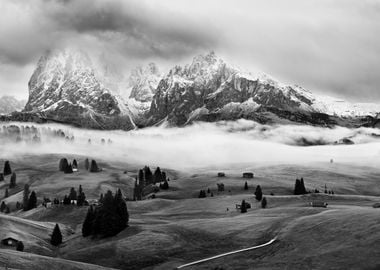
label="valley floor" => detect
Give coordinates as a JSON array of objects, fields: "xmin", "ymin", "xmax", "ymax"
[{"xmin": 1, "ymin": 154, "xmax": 380, "ymax": 269}]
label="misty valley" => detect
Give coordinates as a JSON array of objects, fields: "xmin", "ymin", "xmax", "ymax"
[{"xmin": 1, "ymin": 121, "xmax": 380, "ymax": 269}]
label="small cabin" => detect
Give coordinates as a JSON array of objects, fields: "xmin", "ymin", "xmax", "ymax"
[
  {"xmin": 1, "ymin": 234, "xmax": 19, "ymax": 247},
  {"xmin": 310, "ymin": 201, "xmax": 328, "ymax": 208},
  {"xmin": 235, "ymin": 201, "xmax": 251, "ymax": 210},
  {"xmin": 217, "ymin": 172, "xmax": 225, "ymax": 177},
  {"xmin": 242, "ymin": 172, "xmax": 254, "ymax": 179}
]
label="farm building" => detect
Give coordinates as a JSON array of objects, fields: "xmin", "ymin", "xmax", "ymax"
[
  {"xmin": 242, "ymin": 172, "xmax": 254, "ymax": 178},
  {"xmin": 310, "ymin": 201, "xmax": 328, "ymax": 208},
  {"xmin": 1, "ymin": 233, "xmax": 20, "ymax": 247},
  {"xmin": 217, "ymin": 172, "xmax": 225, "ymax": 177}
]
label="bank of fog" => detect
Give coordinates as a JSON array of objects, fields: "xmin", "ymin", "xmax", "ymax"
[{"xmin": 0, "ymin": 120, "xmax": 379, "ymax": 169}]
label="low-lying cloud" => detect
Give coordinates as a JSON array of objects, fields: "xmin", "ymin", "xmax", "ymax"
[{"xmin": 0, "ymin": 120, "xmax": 380, "ymax": 170}]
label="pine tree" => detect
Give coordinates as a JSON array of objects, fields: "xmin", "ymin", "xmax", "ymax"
[
  {"xmin": 294, "ymin": 179, "xmax": 307, "ymax": 195},
  {"xmin": 85, "ymin": 158, "xmax": 90, "ymax": 171},
  {"xmin": 77, "ymin": 185, "xmax": 86, "ymax": 206},
  {"xmin": 207, "ymin": 188, "xmax": 211, "ymax": 193},
  {"xmin": 241, "ymin": 199, "xmax": 247, "ymax": 213},
  {"xmin": 0, "ymin": 201, "xmax": 6, "ymax": 212},
  {"xmin": 72, "ymin": 159, "xmax": 78, "ymax": 169},
  {"xmin": 244, "ymin": 181, "xmax": 248, "ymax": 190},
  {"xmin": 261, "ymin": 197, "xmax": 267, "ymax": 208},
  {"xmin": 27, "ymin": 191, "xmax": 37, "ymax": 210},
  {"xmin": 23, "ymin": 184, "xmax": 30, "ymax": 211},
  {"xmin": 64, "ymin": 163, "xmax": 73, "ymax": 174},
  {"xmin": 138, "ymin": 169, "xmax": 144, "ymax": 187},
  {"xmin": 51, "ymin": 224, "xmax": 63, "ymax": 246},
  {"xmin": 161, "ymin": 180, "xmax": 169, "ymax": 190},
  {"xmin": 3, "ymin": 161, "xmax": 12, "ymax": 176},
  {"xmin": 90, "ymin": 160, "xmax": 100, "ymax": 172},
  {"xmin": 0, "ymin": 173, "xmax": 4, "ymax": 182},
  {"xmin": 16, "ymin": 241, "xmax": 24, "ymax": 251},
  {"xmin": 153, "ymin": 167, "xmax": 162, "ymax": 183},
  {"xmin": 255, "ymin": 185, "xmax": 263, "ymax": 201},
  {"xmin": 144, "ymin": 166, "xmax": 153, "ymax": 185},
  {"xmin": 4, "ymin": 188, "xmax": 8, "ymax": 198},
  {"xmin": 59, "ymin": 158, "xmax": 68, "ymax": 172},
  {"xmin": 300, "ymin": 178, "xmax": 307, "ymax": 194},
  {"xmin": 9, "ymin": 172, "xmax": 16, "ymax": 188},
  {"xmin": 69, "ymin": 187, "xmax": 77, "ymax": 201},
  {"xmin": 82, "ymin": 206, "xmax": 95, "ymax": 237},
  {"xmin": 198, "ymin": 190, "xmax": 206, "ymax": 198}
]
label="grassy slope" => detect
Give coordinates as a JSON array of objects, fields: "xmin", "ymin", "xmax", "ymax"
[{"xmin": 0, "ymin": 155, "xmax": 380, "ymax": 269}]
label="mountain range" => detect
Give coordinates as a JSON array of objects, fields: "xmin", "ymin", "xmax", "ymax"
[
  {"xmin": 12, "ymin": 49, "xmax": 380, "ymax": 130},
  {"xmin": 0, "ymin": 96, "xmax": 26, "ymax": 115}
]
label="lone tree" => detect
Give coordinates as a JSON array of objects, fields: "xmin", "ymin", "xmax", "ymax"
[
  {"xmin": 244, "ymin": 181, "xmax": 248, "ymax": 190},
  {"xmin": 241, "ymin": 199, "xmax": 247, "ymax": 213},
  {"xmin": 153, "ymin": 167, "xmax": 163, "ymax": 183},
  {"xmin": 4, "ymin": 188, "xmax": 9, "ymax": 198},
  {"xmin": 9, "ymin": 172, "xmax": 16, "ymax": 188},
  {"xmin": 51, "ymin": 224, "xmax": 63, "ymax": 246},
  {"xmin": 0, "ymin": 201, "xmax": 6, "ymax": 212},
  {"xmin": 294, "ymin": 178, "xmax": 307, "ymax": 195},
  {"xmin": 72, "ymin": 159, "xmax": 78, "ymax": 169},
  {"xmin": 16, "ymin": 241, "xmax": 24, "ymax": 252},
  {"xmin": 0, "ymin": 173, "xmax": 4, "ymax": 182},
  {"xmin": 261, "ymin": 197, "xmax": 267, "ymax": 208},
  {"xmin": 255, "ymin": 185, "xmax": 263, "ymax": 201},
  {"xmin": 89, "ymin": 160, "xmax": 100, "ymax": 172},
  {"xmin": 59, "ymin": 158, "xmax": 69, "ymax": 172},
  {"xmin": 3, "ymin": 161, "xmax": 12, "ymax": 176},
  {"xmin": 85, "ymin": 158, "xmax": 90, "ymax": 171},
  {"xmin": 27, "ymin": 191, "xmax": 37, "ymax": 210},
  {"xmin": 23, "ymin": 184, "xmax": 30, "ymax": 211}
]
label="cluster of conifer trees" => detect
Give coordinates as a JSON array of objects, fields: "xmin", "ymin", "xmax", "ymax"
[
  {"xmin": 294, "ymin": 178, "xmax": 307, "ymax": 195},
  {"xmin": 59, "ymin": 158, "xmax": 100, "ymax": 173},
  {"xmin": 0, "ymin": 161, "xmax": 17, "ymax": 189},
  {"xmin": 82, "ymin": 189, "xmax": 129, "ymax": 237},
  {"xmin": 62, "ymin": 185, "xmax": 86, "ymax": 206},
  {"xmin": 22, "ymin": 184, "xmax": 37, "ymax": 211}
]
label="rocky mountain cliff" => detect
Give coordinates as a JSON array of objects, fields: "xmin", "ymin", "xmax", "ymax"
[
  {"xmin": 20, "ymin": 49, "xmax": 380, "ymax": 130},
  {"xmin": 146, "ymin": 52, "xmax": 380, "ymax": 127},
  {"xmin": 0, "ymin": 96, "xmax": 26, "ymax": 115},
  {"xmin": 24, "ymin": 49, "xmax": 135, "ymax": 130}
]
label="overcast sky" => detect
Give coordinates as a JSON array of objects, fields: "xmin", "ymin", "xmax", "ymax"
[{"xmin": 0, "ymin": 0, "xmax": 379, "ymax": 102}]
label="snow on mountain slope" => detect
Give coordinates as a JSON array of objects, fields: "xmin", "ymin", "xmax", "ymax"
[
  {"xmin": 0, "ymin": 96, "xmax": 26, "ymax": 115},
  {"xmin": 148, "ymin": 52, "xmax": 380, "ymax": 126}
]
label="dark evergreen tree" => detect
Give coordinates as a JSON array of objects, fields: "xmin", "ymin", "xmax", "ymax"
[
  {"xmin": 4, "ymin": 188, "xmax": 8, "ymax": 198},
  {"xmin": 99, "ymin": 193, "xmax": 104, "ymax": 204},
  {"xmin": 27, "ymin": 191, "xmax": 37, "ymax": 210},
  {"xmin": 294, "ymin": 179, "xmax": 307, "ymax": 195},
  {"xmin": 144, "ymin": 166, "xmax": 153, "ymax": 185},
  {"xmin": 69, "ymin": 187, "xmax": 77, "ymax": 201},
  {"xmin": 77, "ymin": 185, "xmax": 86, "ymax": 206},
  {"xmin": 9, "ymin": 172, "xmax": 16, "ymax": 188},
  {"xmin": 23, "ymin": 184, "xmax": 30, "ymax": 211},
  {"xmin": 63, "ymin": 195, "xmax": 71, "ymax": 205},
  {"xmin": 3, "ymin": 160, "xmax": 12, "ymax": 176},
  {"xmin": 16, "ymin": 241, "xmax": 24, "ymax": 251},
  {"xmin": 138, "ymin": 169, "xmax": 144, "ymax": 186},
  {"xmin": 16, "ymin": 201, "xmax": 21, "ymax": 209},
  {"xmin": 5, "ymin": 206, "xmax": 10, "ymax": 213},
  {"xmin": 161, "ymin": 180, "xmax": 169, "ymax": 190},
  {"xmin": 90, "ymin": 160, "xmax": 100, "ymax": 172},
  {"xmin": 0, "ymin": 173, "xmax": 4, "ymax": 182},
  {"xmin": 82, "ymin": 206, "xmax": 95, "ymax": 237},
  {"xmin": 244, "ymin": 181, "xmax": 248, "ymax": 190},
  {"xmin": 255, "ymin": 185, "xmax": 263, "ymax": 201},
  {"xmin": 0, "ymin": 201, "xmax": 6, "ymax": 212},
  {"xmin": 261, "ymin": 197, "xmax": 267, "ymax": 208},
  {"xmin": 198, "ymin": 190, "xmax": 206, "ymax": 198},
  {"xmin": 162, "ymin": 171, "xmax": 167, "ymax": 182},
  {"xmin": 72, "ymin": 159, "xmax": 78, "ymax": 169},
  {"xmin": 85, "ymin": 158, "xmax": 90, "ymax": 171},
  {"xmin": 153, "ymin": 167, "xmax": 163, "ymax": 183},
  {"xmin": 207, "ymin": 188, "xmax": 211, "ymax": 193},
  {"xmin": 241, "ymin": 199, "xmax": 247, "ymax": 213},
  {"xmin": 64, "ymin": 163, "xmax": 73, "ymax": 174},
  {"xmin": 51, "ymin": 224, "xmax": 63, "ymax": 246},
  {"xmin": 59, "ymin": 158, "xmax": 68, "ymax": 171}
]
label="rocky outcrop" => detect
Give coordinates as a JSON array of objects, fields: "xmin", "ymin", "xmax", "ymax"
[{"xmin": 24, "ymin": 49, "xmax": 135, "ymax": 130}]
